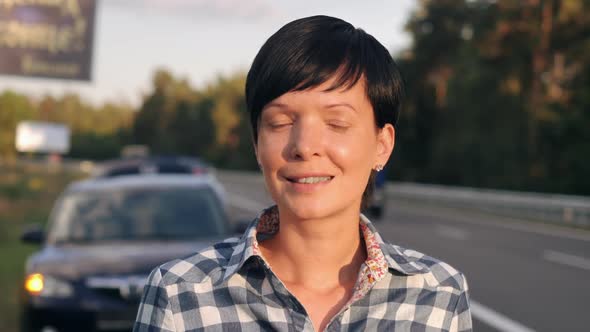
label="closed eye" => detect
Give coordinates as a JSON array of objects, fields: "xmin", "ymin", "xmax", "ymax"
[
  {"xmin": 269, "ymin": 122, "xmax": 293, "ymax": 130},
  {"xmin": 327, "ymin": 121, "xmax": 351, "ymax": 131}
]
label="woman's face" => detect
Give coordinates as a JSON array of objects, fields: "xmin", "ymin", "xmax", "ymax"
[{"xmin": 255, "ymin": 77, "xmax": 395, "ymax": 220}]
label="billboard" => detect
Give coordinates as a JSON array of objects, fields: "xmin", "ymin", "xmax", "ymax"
[
  {"xmin": 15, "ymin": 121, "xmax": 70, "ymax": 154},
  {"xmin": 0, "ymin": 0, "xmax": 96, "ymax": 81}
]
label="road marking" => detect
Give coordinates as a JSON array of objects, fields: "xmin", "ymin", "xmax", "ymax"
[
  {"xmin": 471, "ymin": 300, "xmax": 537, "ymax": 332},
  {"xmin": 460, "ymin": 218, "xmax": 590, "ymax": 242},
  {"xmin": 434, "ymin": 225, "xmax": 469, "ymax": 240},
  {"xmin": 543, "ymin": 250, "xmax": 590, "ymax": 271},
  {"xmin": 392, "ymin": 202, "xmax": 590, "ymax": 242},
  {"xmin": 227, "ymin": 193, "xmax": 537, "ymax": 332}
]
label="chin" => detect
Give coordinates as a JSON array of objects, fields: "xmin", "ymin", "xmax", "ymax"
[{"xmin": 278, "ymin": 196, "xmax": 357, "ymax": 221}]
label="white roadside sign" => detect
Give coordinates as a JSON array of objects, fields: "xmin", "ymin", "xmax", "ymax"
[{"xmin": 15, "ymin": 121, "xmax": 70, "ymax": 154}]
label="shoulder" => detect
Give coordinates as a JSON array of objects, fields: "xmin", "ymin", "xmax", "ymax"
[
  {"xmin": 149, "ymin": 236, "xmax": 242, "ymax": 287},
  {"xmin": 381, "ymin": 242, "xmax": 468, "ymax": 292}
]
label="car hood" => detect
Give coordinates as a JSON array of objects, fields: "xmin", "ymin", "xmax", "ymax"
[{"xmin": 26, "ymin": 238, "xmax": 226, "ymax": 280}]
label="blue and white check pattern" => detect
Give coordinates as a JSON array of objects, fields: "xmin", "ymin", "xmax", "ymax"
[{"xmin": 134, "ymin": 206, "xmax": 472, "ymax": 331}]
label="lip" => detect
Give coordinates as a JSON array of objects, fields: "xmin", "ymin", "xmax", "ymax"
[
  {"xmin": 283, "ymin": 173, "xmax": 335, "ymax": 181},
  {"xmin": 281, "ymin": 173, "xmax": 335, "ymax": 193}
]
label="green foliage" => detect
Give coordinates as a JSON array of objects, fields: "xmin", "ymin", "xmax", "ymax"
[
  {"xmin": 0, "ymin": 90, "xmax": 134, "ymax": 161},
  {"xmin": 394, "ymin": 0, "xmax": 590, "ymax": 195},
  {"xmin": 2, "ymin": 1, "xmax": 588, "ymax": 193},
  {"xmin": 0, "ymin": 91, "xmax": 37, "ymax": 158},
  {"xmin": 69, "ymin": 130, "xmax": 130, "ymax": 160},
  {"xmin": 130, "ymin": 69, "xmax": 252, "ymax": 169},
  {"xmin": 0, "ymin": 164, "xmax": 83, "ymax": 332},
  {"xmin": 166, "ymin": 99, "xmax": 216, "ymax": 157},
  {"xmin": 134, "ymin": 90, "xmax": 167, "ymax": 149}
]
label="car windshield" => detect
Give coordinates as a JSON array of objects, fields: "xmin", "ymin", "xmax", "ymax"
[{"xmin": 48, "ymin": 186, "xmax": 228, "ymax": 244}]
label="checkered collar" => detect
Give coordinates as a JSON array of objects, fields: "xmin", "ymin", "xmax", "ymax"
[{"xmin": 222, "ymin": 205, "xmax": 429, "ymax": 281}]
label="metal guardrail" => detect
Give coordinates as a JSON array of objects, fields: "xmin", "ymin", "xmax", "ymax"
[
  {"xmin": 386, "ymin": 182, "xmax": 590, "ymax": 227},
  {"xmin": 218, "ymin": 170, "xmax": 590, "ymax": 227}
]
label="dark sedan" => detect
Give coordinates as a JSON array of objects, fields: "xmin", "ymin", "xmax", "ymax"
[
  {"xmin": 20, "ymin": 174, "xmax": 238, "ymax": 332},
  {"xmin": 92, "ymin": 156, "xmax": 211, "ymax": 178}
]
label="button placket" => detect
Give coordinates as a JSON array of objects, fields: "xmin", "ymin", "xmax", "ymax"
[{"xmin": 261, "ymin": 261, "xmax": 311, "ymax": 330}]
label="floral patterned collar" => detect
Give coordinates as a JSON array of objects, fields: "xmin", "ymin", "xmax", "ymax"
[{"xmin": 223, "ymin": 205, "xmax": 429, "ymax": 287}]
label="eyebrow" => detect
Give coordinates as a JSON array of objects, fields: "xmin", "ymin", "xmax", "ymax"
[
  {"xmin": 324, "ymin": 103, "xmax": 357, "ymax": 113},
  {"xmin": 264, "ymin": 102, "xmax": 289, "ymax": 110},
  {"xmin": 264, "ymin": 102, "xmax": 357, "ymax": 113}
]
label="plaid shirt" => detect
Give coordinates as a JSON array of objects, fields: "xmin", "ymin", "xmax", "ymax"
[{"xmin": 134, "ymin": 206, "xmax": 472, "ymax": 331}]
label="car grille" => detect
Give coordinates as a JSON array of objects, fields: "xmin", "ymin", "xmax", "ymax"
[
  {"xmin": 86, "ymin": 275, "xmax": 147, "ymax": 304},
  {"xmin": 93, "ymin": 287, "xmax": 135, "ymax": 303}
]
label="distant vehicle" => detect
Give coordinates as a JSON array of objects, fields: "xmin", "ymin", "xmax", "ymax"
[
  {"xmin": 364, "ymin": 169, "xmax": 387, "ymax": 219},
  {"xmin": 20, "ymin": 174, "xmax": 238, "ymax": 332},
  {"xmin": 120, "ymin": 145, "xmax": 150, "ymax": 159},
  {"xmin": 15, "ymin": 121, "xmax": 70, "ymax": 154},
  {"xmin": 92, "ymin": 155, "xmax": 211, "ymax": 178}
]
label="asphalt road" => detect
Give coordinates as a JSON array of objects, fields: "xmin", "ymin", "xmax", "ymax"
[{"xmin": 217, "ymin": 171, "xmax": 590, "ymax": 332}]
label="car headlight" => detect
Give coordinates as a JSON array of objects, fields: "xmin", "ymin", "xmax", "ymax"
[{"xmin": 25, "ymin": 273, "xmax": 74, "ymax": 298}]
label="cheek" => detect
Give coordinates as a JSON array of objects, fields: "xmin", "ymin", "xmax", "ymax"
[
  {"xmin": 257, "ymin": 132, "xmax": 287, "ymax": 169},
  {"xmin": 328, "ymin": 131, "xmax": 376, "ymax": 170}
]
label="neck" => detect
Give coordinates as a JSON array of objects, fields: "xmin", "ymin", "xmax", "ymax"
[{"xmin": 259, "ymin": 205, "xmax": 366, "ymax": 290}]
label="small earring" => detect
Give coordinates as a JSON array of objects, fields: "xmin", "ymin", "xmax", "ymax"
[{"xmin": 374, "ymin": 164, "xmax": 384, "ymax": 172}]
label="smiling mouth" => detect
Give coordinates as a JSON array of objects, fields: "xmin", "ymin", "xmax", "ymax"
[{"xmin": 287, "ymin": 176, "xmax": 334, "ymax": 184}]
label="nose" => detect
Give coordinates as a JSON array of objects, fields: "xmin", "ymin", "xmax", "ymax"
[{"xmin": 288, "ymin": 118, "xmax": 322, "ymax": 161}]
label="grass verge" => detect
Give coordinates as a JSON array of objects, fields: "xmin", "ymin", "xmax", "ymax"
[{"xmin": 0, "ymin": 162, "xmax": 84, "ymax": 332}]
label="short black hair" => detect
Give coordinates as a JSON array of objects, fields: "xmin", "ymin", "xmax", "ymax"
[
  {"xmin": 246, "ymin": 15, "xmax": 404, "ymax": 142},
  {"xmin": 245, "ymin": 15, "xmax": 404, "ymax": 210}
]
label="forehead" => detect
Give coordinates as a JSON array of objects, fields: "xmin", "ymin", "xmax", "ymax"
[{"xmin": 266, "ymin": 76, "xmax": 370, "ymax": 110}]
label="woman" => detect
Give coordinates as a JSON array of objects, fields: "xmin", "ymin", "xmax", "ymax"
[{"xmin": 134, "ymin": 15, "xmax": 472, "ymax": 332}]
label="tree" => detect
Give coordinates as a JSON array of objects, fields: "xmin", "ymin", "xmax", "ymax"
[
  {"xmin": 0, "ymin": 91, "xmax": 37, "ymax": 159},
  {"xmin": 395, "ymin": 0, "xmax": 590, "ymax": 194}
]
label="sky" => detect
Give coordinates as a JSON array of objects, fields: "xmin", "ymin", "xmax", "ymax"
[{"xmin": 0, "ymin": 0, "xmax": 417, "ymax": 107}]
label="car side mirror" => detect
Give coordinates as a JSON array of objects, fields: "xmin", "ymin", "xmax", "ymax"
[
  {"xmin": 233, "ymin": 219, "xmax": 252, "ymax": 234},
  {"xmin": 21, "ymin": 224, "xmax": 45, "ymax": 244}
]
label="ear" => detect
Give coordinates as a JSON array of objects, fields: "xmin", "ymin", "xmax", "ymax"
[{"xmin": 376, "ymin": 124, "xmax": 395, "ymax": 166}]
